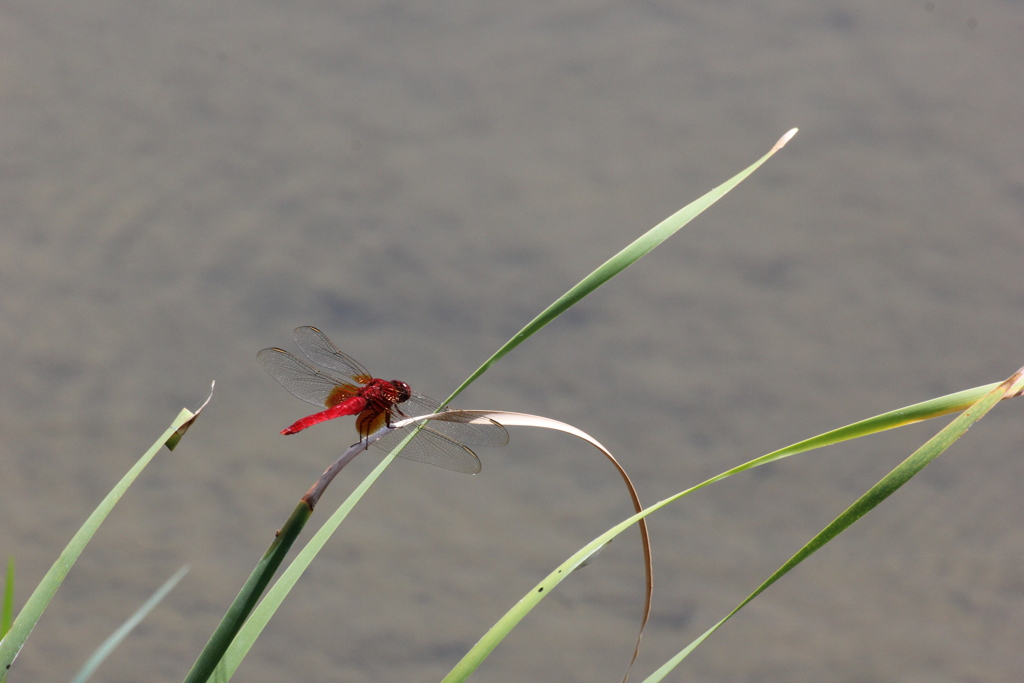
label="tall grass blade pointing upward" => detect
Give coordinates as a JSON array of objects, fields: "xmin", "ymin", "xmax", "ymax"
[
  {"xmin": 642, "ymin": 366, "xmax": 1024, "ymax": 681},
  {"xmin": 0, "ymin": 384, "xmax": 212, "ymax": 677},
  {"xmin": 207, "ymin": 131, "xmax": 798, "ymax": 683},
  {"xmin": 444, "ymin": 128, "xmax": 797, "ymax": 407}
]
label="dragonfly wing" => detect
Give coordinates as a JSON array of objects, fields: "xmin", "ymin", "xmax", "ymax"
[
  {"xmin": 256, "ymin": 348, "xmax": 359, "ymax": 408},
  {"xmin": 402, "ymin": 393, "xmax": 510, "ymax": 448},
  {"xmin": 374, "ymin": 424, "xmax": 482, "ymax": 474},
  {"xmin": 293, "ymin": 326, "xmax": 373, "ymax": 382}
]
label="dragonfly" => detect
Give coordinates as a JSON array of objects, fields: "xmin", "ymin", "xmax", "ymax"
[{"xmin": 257, "ymin": 326, "xmax": 508, "ymax": 474}]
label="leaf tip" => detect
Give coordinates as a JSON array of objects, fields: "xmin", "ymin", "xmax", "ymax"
[
  {"xmin": 772, "ymin": 128, "xmax": 798, "ymax": 152},
  {"xmin": 1004, "ymin": 365, "xmax": 1024, "ymax": 398},
  {"xmin": 165, "ymin": 381, "xmax": 216, "ymax": 451}
]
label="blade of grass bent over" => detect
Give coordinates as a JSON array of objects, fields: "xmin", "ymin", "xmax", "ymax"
[
  {"xmin": 408, "ymin": 412, "xmax": 648, "ymax": 683},
  {"xmin": 217, "ymin": 412, "xmax": 646, "ymax": 681},
  {"xmin": 432, "ymin": 411, "xmax": 651, "ymax": 681},
  {"xmin": 444, "ymin": 128, "xmax": 798, "ymax": 406},
  {"xmin": 442, "ymin": 371, "xmax": 1024, "ymax": 683},
  {"xmin": 642, "ymin": 367, "xmax": 1024, "ymax": 682},
  {"xmin": 0, "ymin": 383, "xmax": 213, "ymax": 677}
]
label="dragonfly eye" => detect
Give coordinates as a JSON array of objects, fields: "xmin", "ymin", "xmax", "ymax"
[{"xmin": 391, "ymin": 380, "xmax": 412, "ymax": 403}]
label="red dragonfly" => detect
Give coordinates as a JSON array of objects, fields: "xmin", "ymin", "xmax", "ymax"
[{"xmin": 257, "ymin": 326, "xmax": 508, "ymax": 473}]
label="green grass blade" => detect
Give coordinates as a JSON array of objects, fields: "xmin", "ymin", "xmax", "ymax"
[
  {"xmin": 441, "ymin": 466, "xmax": 737, "ymax": 682},
  {"xmin": 724, "ymin": 380, "xmax": 1006, "ymax": 474},
  {"xmin": 219, "ymin": 132, "xmax": 798, "ymax": 679},
  {"xmin": 214, "ymin": 441, "xmax": 411, "ymax": 680},
  {"xmin": 181, "ymin": 501, "xmax": 312, "ymax": 683},
  {"xmin": 440, "ymin": 371, "xmax": 1022, "ymax": 682},
  {"xmin": 642, "ymin": 369, "xmax": 1023, "ymax": 682},
  {"xmin": 0, "ymin": 404, "xmax": 203, "ymax": 675},
  {"xmin": 444, "ymin": 129, "xmax": 797, "ymax": 405},
  {"xmin": 70, "ymin": 566, "xmax": 189, "ymax": 683},
  {"xmin": 2, "ymin": 557, "xmax": 13, "ymax": 638},
  {"xmin": 440, "ymin": 528, "xmax": 630, "ymax": 683}
]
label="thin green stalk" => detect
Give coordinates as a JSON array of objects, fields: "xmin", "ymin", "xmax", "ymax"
[
  {"xmin": 181, "ymin": 501, "xmax": 312, "ymax": 683},
  {"xmin": 441, "ymin": 370, "xmax": 1024, "ymax": 682},
  {"xmin": 2, "ymin": 557, "xmax": 13, "ymax": 638},
  {"xmin": 71, "ymin": 566, "xmax": 190, "ymax": 683},
  {"xmin": 0, "ymin": 399, "xmax": 208, "ymax": 677},
  {"xmin": 445, "ymin": 129, "xmax": 797, "ymax": 406},
  {"xmin": 643, "ymin": 367, "xmax": 1024, "ymax": 681}
]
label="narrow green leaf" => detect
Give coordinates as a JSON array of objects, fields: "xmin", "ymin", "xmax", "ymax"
[
  {"xmin": 641, "ymin": 368, "xmax": 1023, "ymax": 682},
  {"xmin": 182, "ymin": 502, "xmax": 312, "ymax": 683},
  {"xmin": 0, "ymin": 404, "xmax": 202, "ymax": 675},
  {"xmin": 440, "ymin": 370, "xmax": 1023, "ymax": 682},
  {"xmin": 712, "ymin": 380, "xmax": 1007, "ymax": 478},
  {"xmin": 214, "ymin": 436, "xmax": 414, "ymax": 680},
  {"xmin": 444, "ymin": 129, "xmax": 797, "ymax": 406},
  {"xmin": 2, "ymin": 557, "xmax": 13, "ymax": 638},
  {"xmin": 70, "ymin": 566, "xmax": 189, "ymax": 683}
]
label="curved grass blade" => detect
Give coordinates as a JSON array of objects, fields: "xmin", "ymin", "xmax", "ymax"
[
  {"xmin": 216, "ymin": 411, "xmax": 644, "ymax": 682},
  {"xmin": 424, "ymin": 410, "xmax": 651, "ymax": 681},
  {"xmin": 642, "ymin": 366, "xmax": 1024, "ymax": 682},
  {"xmin": 440, "ymin": 370, "xmax": 1024, "ymax": 683},
  {"xmin": 443, "ymin": 129, "xmax": 798, "ymax": 406},
  {"xmin": 227, "ymin": 323, "xmax": 1008, "ymax": 682},
  {"xmin": 440, "ymin": 524, "xmax": 634, "ymax": 683},
  {"xmin": 0, "ymin": 383, "xmax": 213, "ymax": 676},
  {"xmin": 70, "ymin": 566, "xmax": 189, "ymax": 683}
]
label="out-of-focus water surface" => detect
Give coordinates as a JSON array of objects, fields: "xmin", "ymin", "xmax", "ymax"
[{"xmin": 2, "ymin": 1, "xmax": 1022, "ymax": 681}]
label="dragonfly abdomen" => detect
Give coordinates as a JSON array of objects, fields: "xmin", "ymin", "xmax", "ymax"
[{"xmin": 281, "ymin": 396, "xmax": 368, "ymax": 435}]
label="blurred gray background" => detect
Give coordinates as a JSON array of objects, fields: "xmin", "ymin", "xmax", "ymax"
[{"xmin": 2, "ymin": 1, "xmax": 1023, "ymax": 681}]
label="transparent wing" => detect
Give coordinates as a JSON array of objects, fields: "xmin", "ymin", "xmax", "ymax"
[
  {"xmin": 292, "ymin": 326, "xmax": 372, "ymax": 382},
  {"xmin": 256, "ymin": 347, "xmax": 359, "ymax": 408},
  {"xmin": 401, "ymin": 393, "xmax": 510, "ymax": 448},
  {"xmin": 373, "ymin": 424, "xmax": 483, "ymax": 474}
]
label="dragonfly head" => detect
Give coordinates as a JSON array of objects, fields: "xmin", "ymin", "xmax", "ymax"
[{"xmin": 390, "ymin": 380, "xmax": 412, "ymax": 404}]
